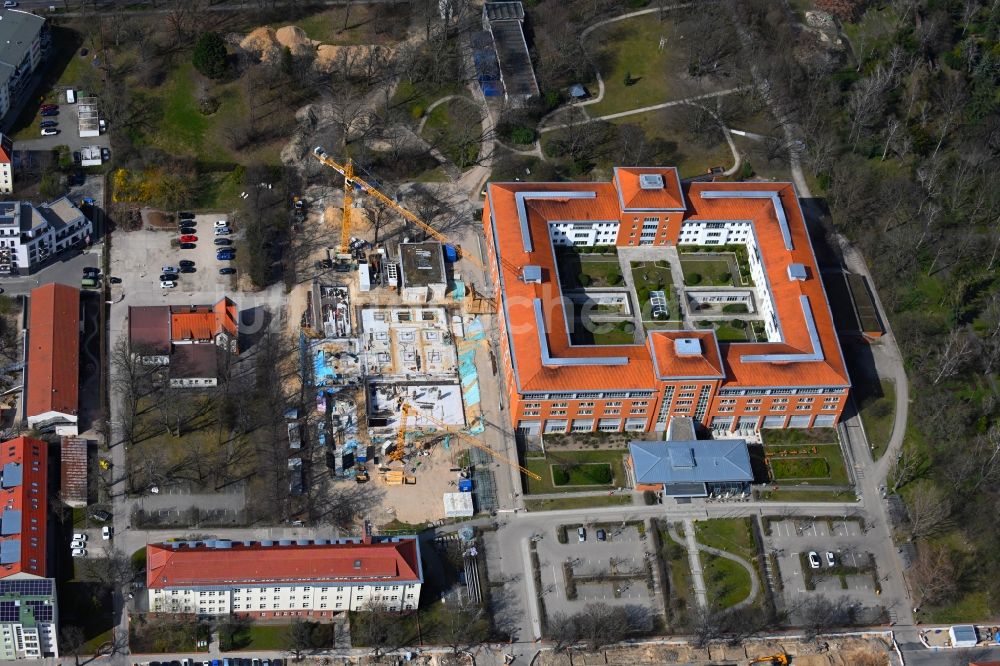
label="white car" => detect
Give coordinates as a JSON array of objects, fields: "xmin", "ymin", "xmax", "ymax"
[
  {"xmin": 102, "ymin": 526, "xmax": 113, "ymax": 540},
  {"xmin": 72, "ymin": 532, "xmax": 87, "ymax": 541},
  {"xmin": 71, "ymin": 548, "xmax": 86, "ymax": 558},
  {"xmin": 214, "ymin": 219, "xmax": 228, "ymax": 228},
  {"xmin": 160, "ymin": 280, "xmax": 176, "ymax": 289},
  {"xmin": 825, "ymin": 551, "xmax": 836, "ymax": 567},
  {"xmin": 161, "ymin": 266, "xmax": 177, "ymax": 274},
  {"xmin": 70, "ymin": 540, "xmax": 85, "ymax": 549},
  {"xmin": 40, "ymin": 128, "xmax": 58, "ymax": 136},
  {"xmin": 807, "ymin": 551, "xmax": 821, "ymax": 569},
  {"xmin": 214, "ymin": 226, "xmax": 230, "ymax": 236},
  {"xmin": 3, "ymin": 2, "xmax": 19, "ymax": 8}
]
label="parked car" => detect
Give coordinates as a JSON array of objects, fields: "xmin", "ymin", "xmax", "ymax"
[
  {"xmin": 179, "ymin": 260, "xmax": 195, "ymax": 268},
  {"xmin": 40, "ymin": 120, "xmax": 58, "ymax": 129},
  {"xmin": 40, "ymin": 128, "xmax": 59, "ymax": 136},
  {"xmin": 90, "ymin": 509, "xmax": 111, "ymax": 522},
  {"xmin": 219, "ymin": 268, "xmax": 236, "ymax": 275},
  {"xmin": 808, "ymin": 551, "xmax": 821, "ymax": 569},
  {"xmin": 72, "ymin": 532, "xmax": 87, "ymax": 541},
  {"xmin": 71, "ymin": 548, "xmax": 86, "ymax": 557},
  {"xmin": 68, "ymin": 171, "xmax": 85, "ymax": 186},
  {"xmin": 179, "ymin": 234, "xmax": 197, "ymax": 242},
  {"xmin": 214, "ymin": 219, "xmax": 228, "ymax": 227},
  {"xmin": 109, "ymin": 277, "xmax": 122, "ymax": 284},
  {"xmin": 102, "ymin": 526, "xmax": 113, "ymax": 540},
  {"xmin": 214, "ymin": 226, "xmax": 230, "ymax": 235},
  {"xmin": 70, "ymin": 539, "xmax": 85, "ymax": 549},
  {"xmin": 180, "ymin": 226, "xmax": 196, "ymax": 235},
  {"xmin": 179, "ymin": 211, "xmax": 195, "ymax": 219},
  {"xmin": 578, "ymin": 527, "xmax": 586, "ymax": 542},
  {"xmin": 101, "ymin": 147, "xmax": 110, "ymax": 161},
  {"xmin": 214, "ymin": 238, "xmax": 232, "ymax": 246},
  {"xmin": 3, "ymin": 1, "xmax": 19, "ymax": 7},
  {"xmin": 83, "ymin": 267, "xmax": 100, "ymax": 276},
  {"xmin": 161, "ymin": 266, "xmax": 177, "ymax": 274},
  {"xmin": 40, "ymin": 104, "xmax": 56, "ymax": 111},
  {"xmin": 596, "ymin": 529, "xmax": 606, "ymax": 541},
  {"xmin": 179, "ymin": 242, "xmax": 196, "ymax": 249},
  {"xmin": 40, "ymin": 109, "xmax": 58, "ymax": 117},
  {"xmin": 217, "ymin": 253, "xmax": 235, "ymax": 261},
  {"xmin": 179, "ymin": 266, "xmax": 196, "ymax": 274},
  {"xmin": 159, "ymin": 274, "xmax": 176, "ymax": 282},
  {"xmin": 825, "ymin": 551, "xmax": 836, "ymax": 567},
  {"xmin": 160, "ymin": 280, "xmax": 176, "ymax": 289}
]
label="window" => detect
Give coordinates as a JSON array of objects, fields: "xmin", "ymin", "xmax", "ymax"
[
  {"xmin": 606, "ymin": 401, "xmax": 622, "ymax": 407},
  {"xmin": 796, "ymin": 405, "xmax": 812, "ymax": 411}
]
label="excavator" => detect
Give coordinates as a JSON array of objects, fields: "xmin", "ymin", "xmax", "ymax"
[{"xmin": 749, "ymin": 655, "xmax": 789, "ymax": 665}]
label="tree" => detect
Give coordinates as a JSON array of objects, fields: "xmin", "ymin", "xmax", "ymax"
[
  {"xmin": 59, "ymin": 625, "xmax": 86, "ymax": 666},
  {"xmin": 284, "ymin": 618, "xmax": 313, "ymax": 661},
  {"xmin": 905, "ymin": 481, "xmax": 951, "ymax": 540},
  {"xmin": 192, "ymin": 32, "xmax": 228, "ymax": 79},
  {"xmin": 798, "ymin": 596, "xmax": 859, "ymax": 639},
  {"xmin": 548, "ymin": 611, "xmax": 580, "ymax": 651},
  {"xmin": 40, "ymin": 171, "xmax": 62, "ymax": 199},
  {"xmin": 910, "ymin": 542, "xmax": 959, "ymax": 606},
  {"xmin": 437, "ymin": 603, "xmax": 488, "ymax": 654},
  {"xmin": 575, "ymin": 603, "xmax": 628, "ymax": 651},
  {"xmin": 352, "ymin": 604, "xmax": 407, "ymax": 659}
]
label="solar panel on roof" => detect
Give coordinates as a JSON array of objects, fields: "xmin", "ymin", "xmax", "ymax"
[
  {"xmin": 0, "ymin": 579, "xmax": 53, "ymax": 596},
  {"xmin": 0, "ymin": 541, "xmax": 19, "ymax": 565},
  {"xmin": 0, "ymin": 601, "xmax": 18, "ymax": 622},
  {"xmin": 24, "ymin": 600, "xmax": 52, "ymax": 622}
]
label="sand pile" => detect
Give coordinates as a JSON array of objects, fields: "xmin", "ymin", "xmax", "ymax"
[
  {"xmin": 275, "ymin": 25, "xmax": 317, "ymax": 56},
  {"xmin": 240, "ymin": 27, "xmax": 282, "ymax": 63},
  {"xmin": 314, "ymin": 44, "xmax": 396, "ymax": 74}
]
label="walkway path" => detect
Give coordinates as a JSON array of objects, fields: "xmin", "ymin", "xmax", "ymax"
[
  {"xmin": 695, "ymin": 540, "xmax": 762, "ymax": 611},
  {"xmin": 673, "ymin": 519, "xmax": 708, "ymax": 609}
]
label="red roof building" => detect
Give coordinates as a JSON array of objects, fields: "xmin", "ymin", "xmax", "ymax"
[
  {"xmin": 59, "ymin": 437, "xmax": 88, "ymax": 508},
  {"xmin": 0, "ymin": 436, "xmax": 49, "ymax": 578},
  {"xmin": 26, "ymin": 283, "xmax": 80, "ymax": 435},
  {"xmin": 146, "ymin": 536, "xmax": 423, "ymax": 617},
  {"xmin": 483, "ymin": 168, "xmax": 850, "ymax": 435}
]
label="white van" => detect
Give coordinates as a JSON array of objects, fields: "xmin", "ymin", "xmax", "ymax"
[{"xmin": 66, "ymin": 89, "xmax": 76, "ymax": 104}]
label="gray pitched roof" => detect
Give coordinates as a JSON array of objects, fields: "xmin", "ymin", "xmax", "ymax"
[{"xmin": 629, "ymin": 439, "xmax": 752, "ymax": 485}]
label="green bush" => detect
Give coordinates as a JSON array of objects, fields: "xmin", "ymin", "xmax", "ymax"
[
  {"xmin": 719, "ymin": 271, "xmax": 731, "ymax": 283},
  {"xmin": 192, "ymin": 32, "xmax": 228, "ymax": 79},
  {"xmin": 578, "ymin": 274, "xmax": 591, "ymax": 287},
  {"xmin": 688, "ymin": 272, "xmax": 702, "ymax": 285},
  {"xmin": 731, "ymin": 318, "xmax": 747, "ymax": 329},
  {"xmin": 722, "ymin": 303, "xmax": 749, "ymax": 314},
  {"xmin": 609, "ymin": 274, "xmax": 623, "ymax": 285},
  {"xmin": 552, "ymin": 468, "xmax": 570, "ymax": 485},
  {"xmin": 585, "ymin": 465, "xmax": 613, "ymax": 484},
  {"xmin": 697, "ymin": 320, "xmax": 712, "ymax": 328},
  {"xmin": 510, "ymin": 126, "xmax": 536, "ymax": 144}
]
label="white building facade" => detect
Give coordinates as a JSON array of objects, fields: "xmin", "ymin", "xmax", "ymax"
[
  {"xmin": 0, "ymin": 198, "xmax": 92, "ymax": 275},
  {"xmin": 0, "ymin": 10, "xmax": 46, "ymax": 119},
  {"xmin": 0, "ymin": 578, "xmax": 59, "ymax": 661}
]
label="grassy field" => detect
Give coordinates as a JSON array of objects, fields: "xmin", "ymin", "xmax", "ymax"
[
  {"xmin": 712, "ymin": 322, "xmax": 750, "ymax": 341},
  {"xmin": 918, "ymin": 590, "xmax": 991, "ymax": 624},
  {"xmin": 680, "ymin": 256, "xmax": 737, "ymax": 286},
  {"xmin": 765, "ymin": 443, "xmax": 849, "ymax": 485},
  {"xmin": 610, "ymin": 110, "xmax": 733, "ymax": 178},
  {"xmin": 630, "ymin": 261, "xmax": 680, "ymax": 320},
  {"xmin": 278, "ymin": 4, "xmax": 410, "ymax": 45},
  {"xmin": 858, "ymin": 380, "xmax": 895, "ymax": 459},
  {"xmin": 701, "ymin": 552, "xmax": 753, "ymax": 608},
  {"xmin": 551, "ymin": 462, "xmax": 614, "ymax": 487},
  {"xmin": 557, "ymin": 253, "xmax": 623, "ymax": 288},
  {"xmin": 523, "ymin": 495, "xmax": 632, "ymax": 511},
  {"xmin": 392, "ymin": 79, "xmax": 464, "ymax": 121},
  {"xmin": 421, "ymin": 98, "xmax": 483, "ymax": 168},
  {"xmin": 695, "ymin": 518, "xmax": 756, "ymax": 561},
  {"xmin": 589, "ymin": 321, "xmax": 636, "ymax": 345},
  {"xmin": 524, "ymin": 449, "xmax": 627, "ymax": 494},
  {"xmin": 586, "ymin": 16, "xmax": 702, "ymax": 116}
]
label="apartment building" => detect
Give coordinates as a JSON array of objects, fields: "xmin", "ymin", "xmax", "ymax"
[
  {"xmin": 0, "ymin": 437, "xmax": 57, "ymax": 660},
  {"xmin": 0, "ymin": 198, "xmax": 92, "ymax": 275},
  {"xmin": 482, "ymin": 167, "xmax": 850, "ymax": 435},
  {"xmin": 147, "ymin": 535, "xmax": 422, "ymax": 619},
  {"xmin": 0, "ymin": 134, "xmax": 13, "ymax": 194},
  {"xmin": 25, "ymin": 284, "xmax": 80, "ymax": 436},
  {"xmin": 0, "ymin": 9, "xmax": 46, "ymax": 119}
]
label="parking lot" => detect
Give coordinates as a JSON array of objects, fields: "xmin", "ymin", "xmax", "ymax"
[
  {"xmin": 534, "ymin": 522, "xmax": 661, "ymax": 622},
  {"xmin": 763, "ymin": 518, "xmax": 885, "ymax": 619},
  {"xmin": 12, "ymin": 97, "xmax": 112, "ymax": 152},
  {"xmin": 109, "ymin": 214, "xmax": 239, "ymax": 298}
]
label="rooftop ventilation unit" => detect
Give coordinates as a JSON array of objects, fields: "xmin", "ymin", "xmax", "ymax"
[
  {"xmin": 639, "ymin": 174, "xmax": 665, "ymax": 190},
  {"xmin": 296, "ymin": 539, "xmax": 310, "ymax": 546},
  {"xmin": 314, "ymin": 539, "xmax": 328, "ymax": 545},
  {"xmin": 260, "ymin": 540, "xmax": 274, "ymax": 547},
  {"xmin": 353, "ymin": 559, "xmax": 362, "ymax": 569},
  {"xmin": 522, "ymin": 265, "xmax": 542, "ymax": 284},
  {"xmin": 278, "ymin": 539, "xmax": 292, "ymax": 546},
  {"xmin": 674, "ymin": 338, "xmax": 702, "ymax": 356},
  {"xmin": 787, "ymin": 263, "xmax": 807, "ymax": 281},
  {"xmin": 215, "ymin": 540, "xmax": 232, "ymax": 549}
]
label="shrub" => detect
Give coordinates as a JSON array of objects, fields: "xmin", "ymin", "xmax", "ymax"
[
  {"xmin": 585, "ymin": 465, "xmax": 613, "ymax": 484},
  {"xmin": 577, "ymin": 274, "xmax": 591, "ymax": 287},
  {"xmin": 722, "ymin": 303, "xmax": 749, "ymax": 314},
  {"xmin": 719, "ymin": 271, "xmax": 731, "ymax": 283},
  {"xmin": 192, "ymin": 32, "xmax": 228, "ymax": 79},
  {"xmin": 552, "ymin": 468, "xmax": 570, "ymax": 485},
  {"xmin": 697, "ymin": 320, "xmax": 712, "ymax": 328},
  {"xmin": 609, "ymin": 274, "xmax": 623, "ymax": 285},
  {"xmin": 687, "ymin": 272, "xmax": 702, "ymax": 285},
  {"xmin": 510, "ymin": 126, "xmax": 536, "ymax": 144},
  {"xmin": 643, "ymin": 490, "xmax": 658, "ymax": 505},
  {"xmin": 732, "ymin": 318, "xmax": 747, "ymax": 329}
]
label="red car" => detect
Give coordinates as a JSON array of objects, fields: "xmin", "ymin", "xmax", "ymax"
[
  {"xmin": 179, "ymin": 235, "xmax": 198, "ymax": 243},
  {"xmin": 40, "ymin": 104, "xmax": 57, "ymax": 111}
]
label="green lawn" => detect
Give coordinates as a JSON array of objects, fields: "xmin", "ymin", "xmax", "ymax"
[
  {"xmin": 392, "ymin": 79, "xmax": 464, "ymax": 122},
  {"xmin": 557, "ymin": 253, "xmax": 623, "ymax": 288},
  {"xmin": 857, "ymin": 379, "xmax": 895, "ymax": 460},
  {"xmin": 712, "ymin": 322, "xmax": 750, "ymax": 341},
  {"xmin": 587, "ymin": 17, "xmax": 687, "ymax": 116},
  {"xmin": 279, "ymin": 4, "xmax": 409, "ymax": 45},
  {"xmin": 631, "ymin": 261, "xmax": 681, "ymax": 320},
  {"xmin": 766, "ymin": 444, "xmax": 849, "ymax": 485},
  {"xmin": 590, "ymin": 321, "xmax": 636, "ymax": 345},
  {"xmin": 421, "ymin": 98, "xmax": 483, "ymax": 168},
  {"xmin": 756, "ymin": 488, "xmax": 857, "ymax": 502},
  {"xmin": 244, "ymin": 624, "xmax": 292, "ymax": 650},
  {"xmin": 701, "ymin": 552, "xmax": 753, "ymax": 608},
  {"xmin": 524, "ymin": 450, "xmax": 626, "ymax": 494},
  {"xmin": 552, "ymin": 462, "xmax": 614, "ymax": 486},
  {"xmin": 680, "ymin": 256, "xmax": 737, "ymax": 286},
  {"xmin": 523, "ymin": 495, "xmax": 632, "ymax": 511},
  {"xmin": 694, "ymin": 518, "xmax": 756, "ymax": 561},
  {"xmin": 610, "ymin": 110, "xmax": 734, "ymax": 178},
  {"xmin": 918, "ymin": 590, "xmax": 992, "ymax": 624}
]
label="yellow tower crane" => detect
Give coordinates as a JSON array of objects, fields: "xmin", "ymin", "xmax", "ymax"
[
  {"xmin": 388, "ymin": 403, "xmax": 411, "ymax": 464},
  {"xmin": 311, "ymin": 148, "xmax": 523, "ymax": 278}
]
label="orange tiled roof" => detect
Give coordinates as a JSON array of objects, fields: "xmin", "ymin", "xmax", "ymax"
[
  {"xmin": 26, "ymin": 283, "xmax": 79, "ymax": 418},
  {"xmin": 170, "ymin": 297, "xmax": 237, "ymax": 343},
  {"xmin": 0, "ymin": 436, "xmax": 48, "ymax": 578},
  {"xmin": 147, "ymin": 539, "xmax": 421, "ymax": 588},
  {"xmin": 648, "ymin": 330, "xmax": 725, "ymax": 379},
  {"xmin": 485, "ymin": 175, "xmax": 849, "ymax": 393},
  {"xmin": 614, "ymin": 167, "xmax": 685, "ymax": 210}
]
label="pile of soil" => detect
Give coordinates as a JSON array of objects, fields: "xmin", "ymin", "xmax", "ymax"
[
  {"xmin": 240, "ymin": 27, "xmax": 281, "ymax": 63},
  {"xmin": 275, "ymin": 25, "xmax": 317, "ymax": 56}
]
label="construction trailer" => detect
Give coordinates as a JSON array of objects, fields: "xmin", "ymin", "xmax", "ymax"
[{"xmin": 444, "ymin": 492, "xmax": 474, "ymax": 518}]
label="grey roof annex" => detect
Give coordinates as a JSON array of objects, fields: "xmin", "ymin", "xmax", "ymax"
[{"xmin": 629, "ymin": 439, "xmax": 752, "ymax": 485}]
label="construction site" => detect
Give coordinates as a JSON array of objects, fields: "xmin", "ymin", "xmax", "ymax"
[{"xmin": 291, "ymin": 147, "xmax": 506, "ymax": 526}]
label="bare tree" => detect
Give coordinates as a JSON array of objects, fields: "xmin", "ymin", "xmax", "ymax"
[
  {"xmin": 910, "ymin": 542, "xmax": 959, "ymax": 605},
  {"xmin": 547, "ymin": 611, "xmax": 580, "ymax": 651},
  {"xmin": 438, "ymin": 602, "xmax": 488, "ymax": 654},
  {"xmin": 575, "ymin": 602, "xmax": 629, "ymax": 651},
  {"xmin": 351, "ymin": 604, "xmax": 408, "ymax": 659},
  {"xmin": 798, "ymin": 596, "xmax": 859, "ymax": 638},
  {"xmin": 284, "ymin": 618, "xmax": 313, "ymax": 661},
  {"xmin": 905, "ymin": 481, "xmax": 951, "ymax": 539},
  {"xmin": 932, "ymin": 327, "xmax": 975, "ymax": 385},
  {"xmin": 59, "ymin": 625, "xmax": 86, "ymax": 666},
  {"xmin": 888, "ymin": 447, "xmax": 923, "ymax": 492}
]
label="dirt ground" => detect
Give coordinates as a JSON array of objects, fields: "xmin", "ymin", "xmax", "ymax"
[
  {"xmin": 534, "ymin": 636, "xmax": 893, "ymax": 665},
  {"xmin": 370, "ymin": 435, "xmax": 468, "ymax": 526}
]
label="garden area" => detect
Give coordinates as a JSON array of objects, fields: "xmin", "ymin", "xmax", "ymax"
[
  {"xmin": 763, "ymin": 433, "xmax": 849, "ymax": 486},
  {"xmin": 129, "ymin": 616, "xmax": 209, "ymax": 654},
  {"xmin": 630, "ymin": 261, "xmax": 681, "ymax": 321},
  {"xmin": 680, "ymin": 255, "xmax": 738, "ymax": 287},
  {"xmin": 694, "ymin": 319, "xmax": 753, "ymax": 342},
  {"xmin": 679, "ymin": 246, "xmax": 752, "ymax": 285},
  {"xmin": 701, "ymin": 552, "xmax": 753, "ymax": 608},
  {"xmin": 523, "ymin": 449, "xmax": 627, "ymax": 495},
  {"xmin": 556, "ymin": 248, "xmax": 623, "ymax": 289},
  {"xmin": 857, "ymin": 379, "xmax": 895, "ymax": 460},
  {"xmin": 654, "ymin": 520, "xmax": 694, "ymax": 629},
  {"xmin": 695, "ymin": 518, "xmax": 759, "ymax": 609},
  {"xmin": 573, "ymin": 320, "xmax": 636, "ymax": 346},
  {"xmin": 419, "ymin": 98, "xmax": 484, "ymax": 169}
]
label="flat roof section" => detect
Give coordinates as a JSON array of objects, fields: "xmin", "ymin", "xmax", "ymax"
[
  {"xmin": 368, "ymin": 382, "xmax": 465, "ymax": 431},
  {"xmin": 0, "ymin": 10, "xmax": 44, "ymax": 74},
  {"xmin": 360, "ymin": 307, "xmax": 457, "ymax": 378},
  {"xmin": 399, "ymin": 242, "xmax": 446, "ymax": 288}
]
